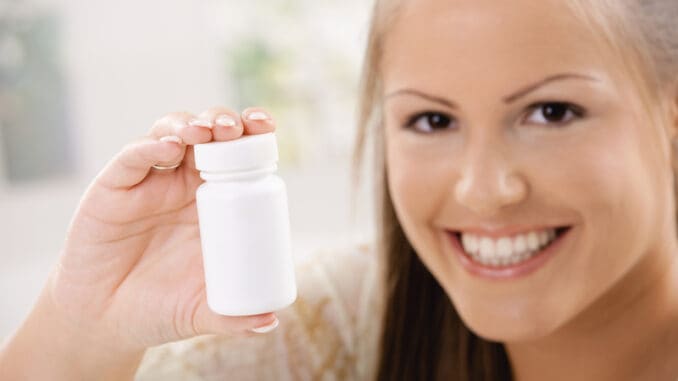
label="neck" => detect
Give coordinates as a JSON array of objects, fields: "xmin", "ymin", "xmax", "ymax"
[{"xmin": 506, "ymin": 235, "xmax": 678, "ymax": 381}]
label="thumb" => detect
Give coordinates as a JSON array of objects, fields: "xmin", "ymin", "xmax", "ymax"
[{"xmin": 190, "ymin": 300, "xmax": 279, "ymax": 337}]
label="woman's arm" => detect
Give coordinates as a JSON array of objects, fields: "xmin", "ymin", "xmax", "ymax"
[
  {"xmin": 0, "ymin": 279, "xmax": 143, "ymax": 381},
  {"xmin": 0, "ymin": 106, "xmax": 281, "ymax": 379}
]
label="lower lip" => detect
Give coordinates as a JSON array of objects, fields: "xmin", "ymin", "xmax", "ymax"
[{"xmin": 446, "ymin": 227, "xmax": 572, "ymax": 280}]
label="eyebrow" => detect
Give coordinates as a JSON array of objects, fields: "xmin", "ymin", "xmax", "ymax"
[{"xmin": 383, "ymin": 73, "xmax": 600, "ymax": 108}]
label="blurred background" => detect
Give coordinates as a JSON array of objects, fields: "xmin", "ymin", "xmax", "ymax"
[{"xmin": 0, "ymin": 0, "xmax": 375, "ymax": 338}]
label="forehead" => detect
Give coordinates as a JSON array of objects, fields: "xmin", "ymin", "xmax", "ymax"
[{"xmin": 381, "ymin": 0, "xmax": 619, "ymax": 95}]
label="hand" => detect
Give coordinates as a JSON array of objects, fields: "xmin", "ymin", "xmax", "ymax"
[{"xmin": 47, "ymin": 106, "xmax": 280, "ymax": 353}]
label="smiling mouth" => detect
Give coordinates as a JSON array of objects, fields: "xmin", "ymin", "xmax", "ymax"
[{"xmin": 450, "ymin": 226, "xmax": 572, "ymax": 267}]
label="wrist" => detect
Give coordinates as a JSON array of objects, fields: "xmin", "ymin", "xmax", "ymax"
[{"xmin": 0, "ymin": 282, "xmax": 144, "ymax": 381}]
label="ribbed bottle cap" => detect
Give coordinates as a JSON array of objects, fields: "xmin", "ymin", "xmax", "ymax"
[{"xmin": 193, "ymin": 132, "xmax": 279, "ymax": 173}]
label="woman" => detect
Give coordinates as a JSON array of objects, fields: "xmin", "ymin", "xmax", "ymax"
[{"xmin": 2, "ymin": 0, "xmax": 678, "ymax": 380}]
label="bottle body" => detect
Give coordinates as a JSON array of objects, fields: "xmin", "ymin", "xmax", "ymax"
[{"xmin": 196, "ymin": 173, "xmax": 297, "ymax": 316}]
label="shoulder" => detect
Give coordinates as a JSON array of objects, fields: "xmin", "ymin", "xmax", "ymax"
[
  {"xmin": 135, "ymin": 243, "xmax": 383, "ymax": 381},
  {"xmin": 277, "ymin": 242, "xmax": 384, "ymax": 379},
  {"xmin": 295, "ymin": 242, "xmax": 382, "ymax": 330}
]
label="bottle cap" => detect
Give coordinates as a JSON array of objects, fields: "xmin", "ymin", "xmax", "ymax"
[{"xmin": 193, "ymin": 132, "xmax": 279, "ymax": 173}]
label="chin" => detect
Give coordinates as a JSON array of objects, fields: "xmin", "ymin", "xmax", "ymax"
[
  {"xmin": 467, "ymin": 321, "xmax": 555, "ymax": 343},
  {"xmin": 453, "ymin": 303, "xmax": 563, "ymax": 343}
]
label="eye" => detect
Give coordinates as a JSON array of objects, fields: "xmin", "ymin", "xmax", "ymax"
[
  {"xmin": 404, "ymin": 111, "xmax": 456, "ymax": 133},
  {"xmin": 524, "ymin": 102, "xmax": 585, "ymax": 126}
]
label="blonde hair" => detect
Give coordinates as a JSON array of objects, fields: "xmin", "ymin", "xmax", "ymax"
[
  {"xmin": 566, "ymin": 0, "xmax": 678, "ymax": 227},
  {"xmin": 352, "ymin": 0, "xmax": 678, "ymax": 379}
]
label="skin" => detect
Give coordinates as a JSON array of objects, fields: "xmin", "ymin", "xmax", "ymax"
[
  {"xmin": 0, "ymin": 106, "xmax": 281, "ymax": 380},
  {"xmin": 381, "ymin": 0, "xmax": 678, "ymax": 380}
]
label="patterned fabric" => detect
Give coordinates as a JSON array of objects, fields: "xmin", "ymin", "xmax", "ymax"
[{"xmin": 135, "ymin": 243, "xmax": 384, "ymax": 381}]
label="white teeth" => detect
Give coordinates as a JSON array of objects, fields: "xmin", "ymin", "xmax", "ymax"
[
  {"xmin": 462, "ymin": 234, "xmax": 478, "ymax": 254},
  {"xmin": 459, "ymin": 228, "xmax": 560, "ymax": 267},
  {"xmin": 527, "ymin": 232, "xmax": 540, "ymax": 251},
  {"xmin": 479, "ymin": 238, "xmax": 494, "ymax": 257},
  {"xmin": 514, "ymin": 235, "xmax": 527, "ymax": 253},
  {"xmin": 496, "ymin": 238, "xmax": 512, "ymax": 258}
]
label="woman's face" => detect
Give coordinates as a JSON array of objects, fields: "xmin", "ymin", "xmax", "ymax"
[{"xmin": 382, "ymin": 0, "xmax": 676, "ymax": 341}]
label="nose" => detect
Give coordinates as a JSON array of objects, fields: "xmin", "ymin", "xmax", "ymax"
[{"xmin": 454, "ymin": 141, "xmax": 528, "ymax": 216}]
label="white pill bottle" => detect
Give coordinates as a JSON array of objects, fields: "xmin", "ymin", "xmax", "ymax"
[{"xmin": 193, "ymin": 132, "xmax": 297, "ymax": 316}]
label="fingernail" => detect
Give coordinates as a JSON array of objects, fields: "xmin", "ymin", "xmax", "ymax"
[
  {"xmin": 246, "ymin": 111, "xmax": 270, "ymax": 121},
  {"xmin": 248, "ymin": 317, "xmax": 279, "ymax": 334},
  {"xmin": 160, "ymin": 135, "xmax": 183, "ymax": 144},
  {"xmin": 188, "ymin": 118, "xmax": 213, "ymax": 128},
  {"xmin": 215, "ymin": 115, "xmax": 237, "ymax": 127}
]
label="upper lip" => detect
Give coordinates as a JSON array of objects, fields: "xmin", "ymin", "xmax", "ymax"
[{"xmin": 445, "ymin": 224, "xmax": 571, "ymax": 239}]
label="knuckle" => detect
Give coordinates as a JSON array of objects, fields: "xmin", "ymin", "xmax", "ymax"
[
  {"xmin": 153, "ymin": 111, "xmax": 192, "ymax": 127},
  {"xmin": 201, "ymin": 106, "xmax": 237, "ymax": 118},
  {"xmin": 151, "ymin": 115, "xmax": 168, "ymax": 128},
  {"xmin": 242, "ymin": 105, "xmax": 264, "ymax": 111},
  {"xmin": 241, "ymin": 106, "xmax": 264, "ymax": 115},
  {"xmin": 168, "ymin": 111, "xmax": 193, "ymax": 122},
  {"xmin": 120, "ymin": 140, "xmax": 142, "ymax": 156}
]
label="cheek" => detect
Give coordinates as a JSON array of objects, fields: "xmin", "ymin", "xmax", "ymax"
[
  {"xmin": 524, "ymin": 124, "xmax": 658, "ymax": 314},
  {"xmin": 553, "ymin": 130, "xmax": 653, "ymax": 238},
  {"xmin": 519, "ymin": 117, "xmax": 652, "ymax": 234},
  {"xmin": 386, "ymin": 136, "xmax": 454, "ymax": 244},
  {"xmin": 528, "ymin": 126, "xmax": 652, "ymax": 253}
]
